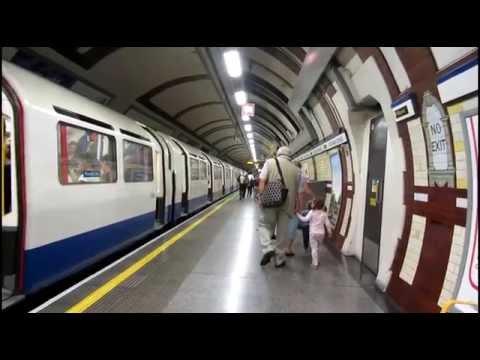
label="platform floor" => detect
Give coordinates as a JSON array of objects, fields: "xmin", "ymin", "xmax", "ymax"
[{"xmin": 34, "ymin": 194, "xmax": 396, "ymax": 313}]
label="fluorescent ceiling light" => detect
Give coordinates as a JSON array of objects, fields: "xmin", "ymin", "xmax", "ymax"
[
  {"xmin": 247, "ymin": 133, "xmax": 253, "ymax": 139},
  {"xmin": 242, "ymin": 114, "xmax": 250, "ymax": 121},
  {"xmin": 234, "ymin": 91, "xmax": 247, "ymax": 106},
  {"xmin": 244, "ymin": 124, "xmax": 252, "ymax": 132},
  {"xmin": 223, "ymin": 50, "xmax": 242, "ymax": 78}
]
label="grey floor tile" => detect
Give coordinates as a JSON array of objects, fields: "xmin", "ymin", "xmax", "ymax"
[{"xmin": 40, "ymin": 198, "xmax": 391, "ymax": 313}]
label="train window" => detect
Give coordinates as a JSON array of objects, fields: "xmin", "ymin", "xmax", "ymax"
[
  {"xmin": 214, "ymin": 166, "xmax": 222, "ymax": 180},
  {"xmin": 123, "ymin": 140, "xmax": 153, "ymax": 182},
  {"xmin": 199, "ymin": 160, "xmax": 207, "ymax": 180},
  {"xmin": 58, "ymin": 123, "xmax": 117, "ymax": 184},
  {"xmin": 190, "ymin": 158, "xmax": 199, "ymax": 180}
]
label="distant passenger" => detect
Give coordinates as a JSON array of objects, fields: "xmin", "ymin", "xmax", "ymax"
[
  {"xmin": 257, "ymin": 146, "xmax": 301, "ymax": 268},
  {"xmin": 297, "ymin": 201, "xmax": 313, "ymax": 253},
  {"xmin": 238, "ymin": 172, "xmax": 248, "ymax": 199},
  {"xmin": 247, "ymin": 172, "xmax": 255, "ymax": 198},
  {"xmin": 296, "ymin": 198, "xmax": 334, "ymax": 270}
]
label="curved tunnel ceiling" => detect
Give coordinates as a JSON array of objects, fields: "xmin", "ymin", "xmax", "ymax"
[
  {"xmin": 3, "ymin": 46, "xmax": 312, "ymax": 166},
  {"xmin": 206, "ymin": 47, "xmax": 308, "ymax": 160}
]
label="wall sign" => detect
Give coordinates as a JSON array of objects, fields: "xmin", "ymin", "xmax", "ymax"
[
  {"xmin": 421, "ymin": 91, "xmax": 455, "ymax": 187},
  {"xmin": 294, "ymin": 132, "xmax": 347, "ymax": 162},
  {"xmin": 395, "ymin": 106, "xmax": 408, "ymax": 118},
  {"xmin": 392, "ymin": 93, "xmax": 417, "ymax": 122},
  {"xmin": 426, "ymin": 104, "xmax": 448, "ymax": 170},
  {"xmin": 241, "ymin": 103, "xmax": 255, "ymax": 118},
  {"xmin": 437, "ymin": 57, "xmax": 478, "ymax": 104}
]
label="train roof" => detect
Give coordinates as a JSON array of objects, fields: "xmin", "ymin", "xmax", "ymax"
[
  {"xmin": 2, "ymin": 60, "xmax": 241, "ymax": 170},
  {"xmin": 2, "ymin": 60, "xmax": 151, "ymax": 140}
]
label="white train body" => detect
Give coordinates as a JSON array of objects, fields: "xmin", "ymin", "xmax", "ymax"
[{"xmin": 1, "ymin": 61, "xmax": 242, "ymax": 295}]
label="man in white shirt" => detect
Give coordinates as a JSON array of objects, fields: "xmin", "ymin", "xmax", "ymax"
[
  {"xmin": 238, "ymin": 172, "xmax": 247, "ymax": 199},
  {"xmin": 257, "ymin": 146, "xmax": 302, "ymax": 267},
  {"xmin": 247, "ymin": 172, "xmax": 255, "ymax": 198}
]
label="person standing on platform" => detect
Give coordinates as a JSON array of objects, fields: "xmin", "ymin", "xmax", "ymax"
[
  {"xmin": 247, "ymin": 172, "xmax": 255, "ymax": 198},
  {"xmin": 238, "ymin": 172, "xmax": 248, "ymax": 199},
  {"xmin": 296, "ymin": 199, "xmax": 334, "ymax": 269},
  {"xmin": 256, "ymin": 146, "xmax": 301, "ymax": 268}
]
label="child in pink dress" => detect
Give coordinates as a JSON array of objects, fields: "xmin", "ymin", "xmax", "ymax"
[{"xmin": 296, "ymin": 199, "xmax": 334, "ymax": 269}]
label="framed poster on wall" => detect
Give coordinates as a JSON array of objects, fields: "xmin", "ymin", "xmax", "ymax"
[
  {"xmin": 421, "ymin": 91, "xmax": 455, "ymax": 187},
  {"xmin": 328, "ymin": 149, "xmax": 343, "ymax": 225},
  {"xmin": 454, "ymin": 110, "xmax": 478, "ymax": 312}
]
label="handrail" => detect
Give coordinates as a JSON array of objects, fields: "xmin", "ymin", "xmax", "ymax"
[{"xmin": 440, "ymin": 299, "xmax": 478, "ymax": 313}]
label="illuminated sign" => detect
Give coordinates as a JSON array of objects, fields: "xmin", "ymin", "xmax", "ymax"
[{"xmin": 242, "ymin": 103, "xmax": 255, "ymax": 118}]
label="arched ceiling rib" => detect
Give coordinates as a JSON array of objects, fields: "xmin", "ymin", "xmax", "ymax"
[
  {"xmin": 5, "ymin": 47, "xmax": 247, "ymax": 166},
  {"xmin": 194, "ymin": 119, "xmax": 231, "ymax": 133},
  {"xmin": 5, "ymin": 46, "xmax": 316, "ymax": 166}
]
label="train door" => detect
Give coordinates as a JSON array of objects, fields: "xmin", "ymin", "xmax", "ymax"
[
  {"xmin": 204, "ymin": 155, "xmax": 213, "ymax": 202},
  {"xmin": 179, "ymin": 153, "xmax": 188, "ymax": 215},
  {"xmin": 170, "ymin": 139, "xmax": 188, "ymax": 216},
  {"xmin": 2, "ymin": 87, "xmax": 23, "ymax": 299},
  {"xmin": 143, "ymin": 129, "xmax": 166, "ymax": 225},
  {"xmin": 158, "ymin": 134, "xmax": 173, "ymax": 223},
  {"xmin": 153, "ymin": 149, "xmax": 165, "ymax": 224},
  {"xmin": 362, "ymin": 115, "xmax": 388, "ymax": 275},
  {"xmin": 221, "ymin": 162, "xmax": 226, "ymax": 195}
]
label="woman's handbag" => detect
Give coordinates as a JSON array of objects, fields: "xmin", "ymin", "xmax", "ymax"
[{"xmin": 260, "ymin": 157, "xmax": 289, "ymax": 208}]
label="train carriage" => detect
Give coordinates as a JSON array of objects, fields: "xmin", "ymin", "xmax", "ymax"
[{"xmin": 1, "ymin": 60, "xmax": 242, "ymax": 301}]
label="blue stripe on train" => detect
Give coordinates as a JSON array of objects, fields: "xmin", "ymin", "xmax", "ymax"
[
  {"xmin": 25, "ymin": 194, "xmax": 216, "ymax": 293},
  {"xmin": 24, "ymin": 211, "xmax": 156, "ymax": 293},
  {"xmin": 166, "ymin": 203, "xmax": 183, "ymax": 221},
  {"xmin": 188, "ymin": 194, "xmax": 209, "ymax": 212},
  {"xmin": 167, "ymin": 195, "xmax": 209, "ymax": 220}
]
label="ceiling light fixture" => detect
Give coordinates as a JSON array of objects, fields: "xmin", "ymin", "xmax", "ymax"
[
  {"xmin": 223, "ymin": 49, "xmax": 242, "ymax": 78},
  {"xmin": 234, "ymin": 90, "xmax": 247, "ymax": 106},
  {"xmin": 244, "ymin": 124, "xmax": 252, "ymax": 132}
]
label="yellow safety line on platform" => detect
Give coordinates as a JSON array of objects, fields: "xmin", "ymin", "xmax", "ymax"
[
  {"xmin": 440, "ymin": 299, "xmax": 478, "ymax": 313},
  {"xmin": 66, "ymin": 194, "xmax": 235, "ymax": 313}
]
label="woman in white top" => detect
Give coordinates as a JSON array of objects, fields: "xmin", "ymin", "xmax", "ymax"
[{"xmin": 297, "ymin": 198, "xmax": 334, "ymax": 269}]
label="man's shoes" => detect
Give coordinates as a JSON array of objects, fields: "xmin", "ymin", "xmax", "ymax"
[
  {"xmin": 260, "ymin": 251, "xmax": 275, "ymax": 266},
  {"xmin": 285, "ymin": 252, "xmax": 295, "ymax": 257}
]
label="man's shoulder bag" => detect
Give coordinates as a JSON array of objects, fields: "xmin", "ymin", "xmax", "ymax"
[{"xmin": 260, "ymin": 157, "xmax": 289, "ymax": 208}]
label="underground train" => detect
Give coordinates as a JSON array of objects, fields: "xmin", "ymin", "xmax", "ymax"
[{"xmin": 1, "ymin": 60, "xmax": 243, "ymax": 298}]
